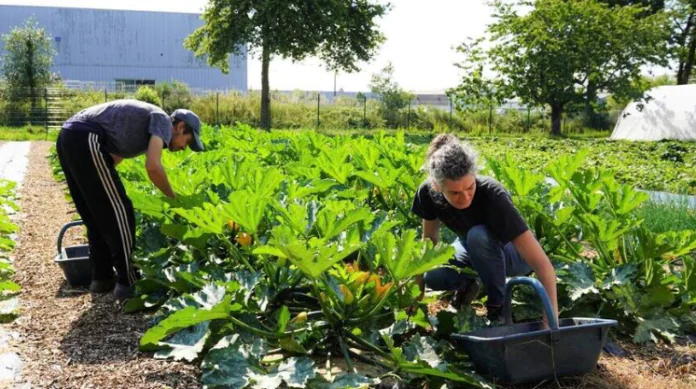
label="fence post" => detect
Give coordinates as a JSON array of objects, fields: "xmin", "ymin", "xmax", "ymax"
[
  {"xmin": 526, "ymin": 106, "xmax": 531, "ymax": 132},
  {"xmin": 407, "ymin": 99, "xmax": 411, "ymax": 129},
  {"xmin": 44, "ymin": 88, "xmax": 49, "ymax": 140},
  {"xmin": 363, "ymin": 97, "xmax": 367, "ymax": 128},
  {"xmin": 449, "ymin": 99, "xmax": 453, "ymax": 130},
  {"xmin": 317, "ymin": 93, "xmax": 320, "ymax": 129},
  {"xmin": 488, "ymin": 104, "xmax": 493, "ymax": 134},
  {"xmin": 216, "ymin": 92, "xmax": 220, "ymax": 126},
  {"xmin": 104, "ymin": 88, "xmax": 108, "ymax": 103}
]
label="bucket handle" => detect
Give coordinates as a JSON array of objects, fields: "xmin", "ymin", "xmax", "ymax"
[
  {"xmin": 57, "ymin": 220, "xmax": 84, "ymax": 254},
  {"xmin": 503, "ymin": 277, "xmax": 559, "ymax": 331}
]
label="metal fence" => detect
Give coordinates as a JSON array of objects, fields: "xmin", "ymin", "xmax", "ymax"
[{"xmin": 0, "ymin": 81, "xmax": 603, "ymax": 134}]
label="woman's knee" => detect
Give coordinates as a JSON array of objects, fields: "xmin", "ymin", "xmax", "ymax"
[{"xmin": 466, "ymin": 225, "xmax": 496, "ymax": 252}]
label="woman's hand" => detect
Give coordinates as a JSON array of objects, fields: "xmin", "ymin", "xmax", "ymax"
[{"xmin": 512, "ymin": 230, "xmax": 559, "ymax": 324}]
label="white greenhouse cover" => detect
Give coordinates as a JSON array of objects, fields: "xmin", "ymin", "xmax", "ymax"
[{"xmin": 611, "ymin": 85, "xmax": 696, "ymax": 141}]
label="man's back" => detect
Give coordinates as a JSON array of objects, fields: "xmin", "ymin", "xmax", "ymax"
[{"xmin": 65, "ymin": 99, "xmax": 172, "ymax": 158}]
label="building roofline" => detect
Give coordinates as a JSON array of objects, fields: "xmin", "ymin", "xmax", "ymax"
[{"xmin": 0, "ymin": 3, "xmax": 203, "ymax": 16}]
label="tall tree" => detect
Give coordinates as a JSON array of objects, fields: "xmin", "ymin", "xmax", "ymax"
[
  {"xmin": 185, "ymin": 0, "xmax": 388, "ymax": 131},
  {"xmin": 453, "ymin": 0, "xmax": 670, "ymax": 135},
  {"xmin": 601, "ymin": 0, "xmax": 665, "ymax": 13},
  {"xmin": 369, "ymin": 62, "xmax": 413, "ymax": 127},
  {"xmin": 587, "ymin": 0, "xmax": 666, "ymax": 127},
  {"xmin": 0, "ymin": 17, "xmax": 56, "ymax": 106},
  {"xmin": 672, "ymin": 0, "xmax": 696, "ymax": 84},
  {"xmin": 447, "ymin": 38, "xmax": 506, "ymax": 133}
]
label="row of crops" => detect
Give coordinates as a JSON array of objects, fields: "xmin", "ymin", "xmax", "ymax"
[
  {"xmin": 0, "ymin": 179, "xmax": 20, "ymax": 320},
  {"xmin": 49, "ymin": 125, "xmax": 696, "ymax": 388}
]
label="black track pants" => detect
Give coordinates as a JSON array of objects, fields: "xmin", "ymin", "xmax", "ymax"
[{"xmin": 56, "ymin": 129, "xmax": 138, "ymax": 286}]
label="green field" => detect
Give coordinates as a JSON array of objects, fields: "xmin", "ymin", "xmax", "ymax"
[{"xmin": 45, "ymin": 124, "xmax": 695, "ymax": 388}]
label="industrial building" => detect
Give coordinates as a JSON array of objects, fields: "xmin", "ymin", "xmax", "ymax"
[{"xmin": 0, "ymin": 4, "xmax": 248, "ymax": 91}]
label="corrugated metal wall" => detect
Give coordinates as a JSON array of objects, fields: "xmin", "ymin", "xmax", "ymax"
[{"xmin": 0, "ymin": 5, "xmax": 247, "ymax": 91}]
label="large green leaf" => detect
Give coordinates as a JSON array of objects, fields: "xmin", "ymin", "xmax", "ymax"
[
  {"xmin": 0, "ymin": 280, "xmax": 20, "ymax": 293},
  {"xmin": 601, "ymin": 264, "xmax": 637, "ymax": 290},
  {"xmin": 140, "ymin": 296, "xmax": 235, "ymax": 351},
  {"xmin": 314, "ymin": 207, "xmax": 374, "ymax": 241},
  {"xmin": 222, "ymin": 190, "xmax": 269, "ymax": 235},
  {"xmin": 403, "ymin": 334, "xmax": 441, "ymax": 368},
  {"xmin": 371, "ymin": 229, "xmax": 454, "ymax": 281},
  {"xmin": 398, "ymin": 361, "xmax": 485, "ymax": 387},
  {"xmin": 267, "ymin": 226, "xmax": 361, "ymax": 279},
  {"xmin": 250, "ymin": 357, "xmax": 316, "ymax": 389},
  {"xmin": 201, "ymin": 335, "xmax": 268, "ymax": 389},
  {"xmin": 660, "ymin": 230, "xmax": 696, "ymax": 259},
  {"xmin": 633, "ymin": 315, "xmax": 680, "ymax": 344},
  {"xmin": 246, "ymin": 167, "xmax": 284, "ymax": 198},
  {"xmin": 601, "ymin": 180, "xmax": 649, "ymax": 216},
  {"xmin": 155, "ymin": 321, "xmax": 211, "ymax": 362},
  {"xmin": 172, "ymin": 203, "xmax": 225, "ymax": 234},
  {"xmin": 559, "ymin": 262, "xmax": 599, "ymax": 301},
  {"xmin": 354, "ymin": 166, "xmax": 403, "ymax": 189}
]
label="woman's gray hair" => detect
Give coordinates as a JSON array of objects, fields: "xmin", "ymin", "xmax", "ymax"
[{"xmin": 425, "ymin": 134, "xmax": 478, "ymax": 190}]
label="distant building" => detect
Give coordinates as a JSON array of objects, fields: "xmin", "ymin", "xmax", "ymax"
[{"xmin": 0, "ymin": 4, "xmax": 247, "ymax": 91}]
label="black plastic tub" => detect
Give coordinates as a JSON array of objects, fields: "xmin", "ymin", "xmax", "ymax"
[
  {"xmin": 54, "ymin": 221, "xmax": 91, "ymax": 287},
  {"xmin": 450, "ymin": 277, "xmax": 617, "ymax": 385}
]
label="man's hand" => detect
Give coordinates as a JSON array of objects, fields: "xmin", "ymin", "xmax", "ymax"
[
  {"xmin": 145, "ymin": 136, "xmax": 176, "ymax": 198},
  {"xmin": 110, "ymin": 153, "xmax": 124, "ymax": 166}
]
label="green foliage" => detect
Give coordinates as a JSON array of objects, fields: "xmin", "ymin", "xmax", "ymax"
[
  {"xmin": 369, "ymin": 63, "xmax": 414, "ymax": 127},
  {"xmin": 462, "ymin": 0, "xmax": 670, "ymax": 134},
  {"xmin": 60, "ymin": 126, "xmax": 493, "ymax": 388},
  {"xmin": 46, "ymin": 125, "xmax": 696, "ymax": 386},
  {"xmin": 135, "ymin": 86, "xmax": 161, "ymax": 106},
  {"xmin": 0, "ymin": 180, "xmax": 20, "ymax": 300},
  {"xmin": 156, "ymin": 81, "xmax": 193, "ymax": 113},
  {"xmin": 0, "ymin": 17, "xmax": 56, "ymax": 100},
  {"xmin": 184, "ymin": 0, "xmax": 388, "ymax": 130},
  {"xmin": 489, "ymin": 151, "xmax": 696, "ymax": 343}
]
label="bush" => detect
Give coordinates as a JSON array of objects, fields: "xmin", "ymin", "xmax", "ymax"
[{"xmin": 135, "ymin": 86, "xmax": 160, "ymax": 106}]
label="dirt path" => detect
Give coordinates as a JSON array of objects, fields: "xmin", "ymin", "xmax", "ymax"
[{"xmin": 9, "ymin": 142, "xmax": 199, "ymax": 389}]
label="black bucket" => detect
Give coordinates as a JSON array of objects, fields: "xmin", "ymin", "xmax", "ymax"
[
  {"xmin": 450, "ymin": 277, "xmax": 617, "ymax": 384},
  {"xmin": 54, "ymin": 221, "xmax": 92, "ymax": 287}
]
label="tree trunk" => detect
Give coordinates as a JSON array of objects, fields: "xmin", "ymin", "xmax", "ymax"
[
  {"xmin": 679, "ymin": 30, "xmax": 696, "ymax": 85},
  {"xmin": 584, "ymin": 78, "xmax": 599, "ymax": 129},
  {"xmin": 260, "ymin": 44, "xmax": 271, "ymax": 131},
  {"xmin": 551, "ymin": 105, "xmax": 563, "ymax": 136},
  {"xmin": 678, "ymin": 14, "xmax": 696, "ymax": 85},
  {"xmin": 26, "ymin": 39, "xmax": 37, "ymax": 110}
]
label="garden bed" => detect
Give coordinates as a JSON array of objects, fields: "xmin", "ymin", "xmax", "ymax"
[{"xmin": 3, "ymin": 136, "xmax": 695, "ymax": 388}]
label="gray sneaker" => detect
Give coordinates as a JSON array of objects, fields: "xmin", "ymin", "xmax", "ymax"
[
  {"xmin": 113, "ymin": 283, "xmax": 135, "ymax": 300},
  {"xmin": 89, "ymin": 278, "xmax": 116, "ymax": 293}
]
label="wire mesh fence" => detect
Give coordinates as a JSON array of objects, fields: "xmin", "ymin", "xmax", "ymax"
[{"xmin": 0, "ymin": 81, "xmax": 615, "ymax": 135}]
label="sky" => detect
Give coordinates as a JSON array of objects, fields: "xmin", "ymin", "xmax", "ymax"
[{"xmin": 0, "ymin": 0, "xmax": 494, "ymax": 93}]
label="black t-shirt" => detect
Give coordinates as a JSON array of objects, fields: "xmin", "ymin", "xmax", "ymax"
[{"xmin": 411, "ymin": 176, "xmax": 529, "ymax": 243}]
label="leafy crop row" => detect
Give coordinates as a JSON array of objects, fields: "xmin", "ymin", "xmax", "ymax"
[
  {"xmin": 48, "ymin": 125, "xmax": 696, "ymax": 388},
  {"xmin": 0, "ymin": 179, "xmax": 20, "ymax": 321}
]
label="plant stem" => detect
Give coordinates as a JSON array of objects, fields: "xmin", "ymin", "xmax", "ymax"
[
  {"xmin": 221, "ymin": 237, "xmax": 255, "ymax": 272},
  {"xmin": 338, "ymin": 336, "xmax": 355, "ymax": 372},
  {"xmin": 345, "ymin": 331, "xmax": 392, "ymax": 361},
  {"xmin": 346, "ymin": 346, "xmax": 392, "ymax": 370},
  {"xmin": 228, "ymin": 315, "xmax": 329, "ymax": 339}
]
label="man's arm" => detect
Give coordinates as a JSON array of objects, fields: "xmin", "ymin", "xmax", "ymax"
[
  {"xmin": 416, "ymin": 219, "xmax": 441, "ymax": 296},
  {"xmin": 145, "ymin": 136, "xmax": 175, "ymax": 198},
  {"xmin": 511, "ymin": 230, "xmax": 558, "ymax": 322}
]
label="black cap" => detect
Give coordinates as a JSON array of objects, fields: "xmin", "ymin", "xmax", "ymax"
[{"xmin": 171, "ymin": 109, "xmax": 204, "ymax": 151}]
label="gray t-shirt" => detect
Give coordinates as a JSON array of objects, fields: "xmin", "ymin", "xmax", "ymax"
[{"xmin": 64, "ymin": 99, "xmax": 172, "ymax": 158}]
